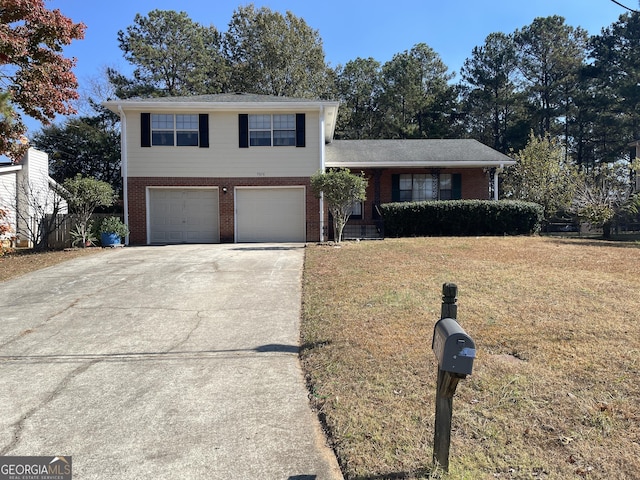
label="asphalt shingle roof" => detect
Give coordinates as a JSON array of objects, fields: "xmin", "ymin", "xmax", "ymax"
[{"xmin": 325, "ymin": 139, "xmax": 515, "ymax": 167}]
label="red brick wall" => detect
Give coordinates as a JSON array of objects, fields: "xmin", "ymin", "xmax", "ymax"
[
  {"xmin": 127, "ymin": 177, "xmax": 320, "ymax": 244},
  {"xmin": 348, "ymin": 168, "xmax": 490, "ymax": 224},
  {"xmin": 367, "ymin": 168, "xmax": 490, "ymax": 204}
]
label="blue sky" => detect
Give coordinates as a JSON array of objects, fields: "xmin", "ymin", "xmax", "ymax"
[{"xmin": 26, "ymin": 0, "xmax": 631, "ymax": 134}]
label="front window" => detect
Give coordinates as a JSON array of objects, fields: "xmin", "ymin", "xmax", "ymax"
[
  {"xmin": 439, "ymin": 174, "xmax": 453, "ymax": 200},
  {"xmin": 249, "ymin": 114, "xmax": 295, "ymax": 146},
  {"xmin": 152, "ymin": 114, "xmax": 199, "ymax": 146},
  {"xmin": 349, "ymin": 201, "xmax": 363, "ymax": 219},
  {"xmin": 399, "ymin": 174, "xmax": 436, "ymax": 201}
]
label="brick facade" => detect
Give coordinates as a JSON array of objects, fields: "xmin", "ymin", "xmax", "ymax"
[
  {"xmin": 353, "ymin": 167, "xmax": 490, "ymax": 222},
  {"xmin": 127, "ymin": 177, "xmax": 320, "ymax": 244}
]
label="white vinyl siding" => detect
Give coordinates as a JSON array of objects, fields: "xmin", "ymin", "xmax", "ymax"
[{"xmin": 126, "ymin": 111, "xmax": 320, "ymax": 178}]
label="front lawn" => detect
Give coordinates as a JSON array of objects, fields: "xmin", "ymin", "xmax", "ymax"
[{"xmin": 301, "ymin": 237, "xmax": 640, "ymax": 479}]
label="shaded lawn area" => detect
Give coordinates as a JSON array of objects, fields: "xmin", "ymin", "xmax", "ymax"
[{"xmin": 300, "ymin": 237, "xmax": 640, "ymax": 479}]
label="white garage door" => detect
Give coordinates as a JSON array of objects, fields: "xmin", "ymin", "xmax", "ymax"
[
  {"xmin": 236, "ymin": 187, "xmax": 306, "ymax": 242},
  {"xmin": 148, "ymin": 188, "xmax": 219, "ymax": 244}
]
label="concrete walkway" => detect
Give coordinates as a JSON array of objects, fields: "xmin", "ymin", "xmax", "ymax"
[{"xmin": 0, "ymin": 244, "xmax": 343, "ymax": 479}]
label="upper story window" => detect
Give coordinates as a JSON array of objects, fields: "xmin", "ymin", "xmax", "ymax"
[
  {"xmin": 151, "ymin": 114, "xmax": 199, "ymax": 146},
  {"xmin": 239, "ymin": 113, "xmax": 305, "ymax": 148},
  {"xmin": 249, "ymin": 114, "xmax": 295, "ymax": 146}
]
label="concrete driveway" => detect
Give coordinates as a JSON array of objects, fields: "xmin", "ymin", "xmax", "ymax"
[{"xmin": 0, "ymin": 244, "xmax": 342, "ymax": 479}]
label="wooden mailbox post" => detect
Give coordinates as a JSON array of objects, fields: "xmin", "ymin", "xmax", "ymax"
[{"xmin": 432, "ymin": 283, "xmax": 476, "ymax": 472}]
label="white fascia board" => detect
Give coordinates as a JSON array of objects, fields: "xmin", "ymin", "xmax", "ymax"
[
  {"xmin": 103, "ymin": 100, "xmax": 339, "ymax": 112},
  {"xmin": 325, "ymin": 160, "xmax": 517, "ymax": 168},
  {"xmin": 0, "ymin": 165, "xmax": 22, "ymax": 173}
]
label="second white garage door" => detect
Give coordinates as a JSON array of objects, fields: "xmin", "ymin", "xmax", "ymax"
[
  {"xmin": 148, "ymin": 188, "xmax": 219, "ymax": 244},
  {"xmin": 235, "ymin": 187, "xmax": 306, "ymax": 242}
]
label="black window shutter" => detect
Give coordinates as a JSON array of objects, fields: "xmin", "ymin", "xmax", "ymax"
[
  {"xmin": 296, "ymin": 113, "xmax": 305, "ymax": 147},
  {"xmin": 141, "ymin": 113, "xmax": 151, "ymax": 147},
  {"xmin": 199, "ymin": 114, "xmax": 209, "ymax": 148},
  {"xmin": 391, "ymin": 174, "xmax": 400, "ymax": 202},
  {"xmin": 452, "ymin": 173, "xmax": 462, "ymax": 199},
  {"xmin": 239, "ymin": 114, "xmax": 249, "ymax": 148}
]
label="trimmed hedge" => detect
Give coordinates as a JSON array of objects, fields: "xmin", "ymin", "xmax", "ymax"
[{"xmin": 380, "ymin": 200, "xmax": 544, "ymax": 237}]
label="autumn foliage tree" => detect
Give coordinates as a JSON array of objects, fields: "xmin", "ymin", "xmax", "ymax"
[{"xmin": 0, "ymin": 0, "xmax": 85, "ymax": 161}]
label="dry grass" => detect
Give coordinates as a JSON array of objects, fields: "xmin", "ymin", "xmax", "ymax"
[
  {"xmin": 300, "ymin": 237, "xmax": 640, "ymax": 479},
  {"xmin": 0, "ymin": 248, "xmax": 105, "ymax": 282}
]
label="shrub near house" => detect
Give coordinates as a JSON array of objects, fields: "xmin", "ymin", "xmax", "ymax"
[{"xmin": 380, "ymin": 200, "xmax": 543, "ymax": 236}]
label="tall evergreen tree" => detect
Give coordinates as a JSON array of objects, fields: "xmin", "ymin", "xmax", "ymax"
[
  {"xmin": 459, "ymin": 32, "xmax": 529, "ymax": 153},
  {"xmin": 380, "ymin": 43, "xmax": 457, "ymax": 138},
  {"xmin": 334, "ymin": 58, "xmax": 384, "ymax": 139},
  {"xmin": 110, "ymin": 9, "xmax": 227, "ymax": 98},
  {"xmin": 589, "ymin": 12, "xmax": 640, "ymax": 164},
  {"xmin": 514, "ymin": 16, "xmax": 589, "ymax": 141},
  {"xmin": 223, "ymin": 5, "xmax": 333, "ymax": 98}
]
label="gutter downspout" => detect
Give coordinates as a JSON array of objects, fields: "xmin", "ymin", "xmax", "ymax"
[
  {"xmin": 118, "ymin": 106, "xmax": 129, "ymax": 244},
  {"xmin": 319, "ymin": 106, "xmax": 325, "ymax": 242},
  {"xmin": 493, "ymin": 164, "xmax": 503, "ymax": 201}
]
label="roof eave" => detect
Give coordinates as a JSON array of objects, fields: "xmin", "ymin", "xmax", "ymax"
[
  {"xmin": 325, "ymin": 160, "xmax": 517, "ymax": 168},
  {"xmin": 0, "ymin": 164, "xmax": 22, "ymax": 173},
  {"xmin": 103, "ymin": 100, "xmax": 339, "ymax": 112},
  {"xmin": 103, "ymin": 100, "xmax": 340, "ymax": 143}
]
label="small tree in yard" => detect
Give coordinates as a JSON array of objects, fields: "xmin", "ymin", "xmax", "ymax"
[
  {"xmin": 311, "ymin": 168, "xmax": 368, "ymax": 243},
  {"xmin": 571, "ymin": 161, "xmax": 636, "ymax": 238},
  {"xmin": 502, "ymin": 132, "xmax": 579, "ymax": 222},
  {"xmin": 62, "ymin": 175, "xmax": 114, "ymax": 247}
]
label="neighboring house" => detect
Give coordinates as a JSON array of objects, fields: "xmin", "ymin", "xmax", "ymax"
[
  {"xmin": 0, "ymin": 148, "xmax": 67, "ymax": 248},
  {"xmin": 104, "ymin": 93, "xmax": 515, "ymax": 244}
]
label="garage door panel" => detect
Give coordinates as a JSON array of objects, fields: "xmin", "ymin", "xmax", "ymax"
[
  {"xmin": 149, "ymin": 188, "xmax": 219, "ymax": 244},
  {"xmin": 236, "ymin": 188, "xmax": 305, "ymax": 243}
]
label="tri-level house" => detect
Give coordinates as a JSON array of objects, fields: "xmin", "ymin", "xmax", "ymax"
[{"xmin": 104, "ymin": 93, "xmax": 515, "ymax": 244}]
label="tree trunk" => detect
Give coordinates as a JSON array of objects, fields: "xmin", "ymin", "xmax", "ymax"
[{"xmin": 334, "ymin": 217, "xmax": 344, "ymax": 243}]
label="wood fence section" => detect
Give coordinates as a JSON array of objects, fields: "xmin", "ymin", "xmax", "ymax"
[{"xmin": 47, "ymin": 214, "xmax": 123, "ymax": 249}]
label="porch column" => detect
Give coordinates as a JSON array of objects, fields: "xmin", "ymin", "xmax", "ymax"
[{"xmin": 371, "ymin": 169, "xmax": 383, "ymax": 221}]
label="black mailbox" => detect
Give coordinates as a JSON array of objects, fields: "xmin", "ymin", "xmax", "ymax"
[{"xmin": 432, "ymin": 317, "xmax": 476, "ymax": 376}]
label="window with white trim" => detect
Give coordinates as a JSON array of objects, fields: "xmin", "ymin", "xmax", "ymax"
[
  {"xmin": 151, "ymin": 114, "xmax": 199, "ymax": 146},
  {"xmin": 399, "ymin": 174, "xmax": 436, "ymax": 201},
  {"xmin": 395, "ymin": 173, "xmax": 460, "ymax": 201},
  {"xmin": 439, "ymin": 174, "xmax": 454, "ymax": 200},
  {"xmin": 249, "ymin": 114, "xmax": 296, "ymax": 146},
  {"xmin": 349, "ymin": 201, "xmax": 363, "ymax": 219}
]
